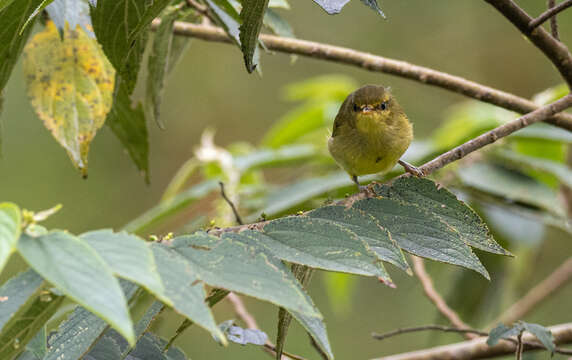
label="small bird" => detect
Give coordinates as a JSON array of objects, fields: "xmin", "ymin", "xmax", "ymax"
[{"xmin": 328, "ymin": 85, "xmax": 422, "ymax": 191}]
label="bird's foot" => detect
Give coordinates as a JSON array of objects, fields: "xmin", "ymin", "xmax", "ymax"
[{"xmin": 398, "ymin": 160, "xmax": 424, "ymax": 177}]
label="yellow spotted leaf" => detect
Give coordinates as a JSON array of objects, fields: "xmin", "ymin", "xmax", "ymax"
[{"xmin": 23, "ymin": 21, "xmax": 115, "ymax": 176}]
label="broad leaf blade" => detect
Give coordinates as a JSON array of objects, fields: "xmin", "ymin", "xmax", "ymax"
[
  {"xmin": 374, "ymin": 177, "xmax": 510, "ymax": 256},
  {"xmin": 0, "ymin": 202, "xmax": 21, "ymax": 272},
  {"xmin": 487, "ymin": 323, "xmax": 523, "ymax": 346},
  {"xmin": 17, "ymin": 231, "xmax": 135, "ymax": 345},
  {"xmin": 171, "ymin": 232, "xmax": 321, "ymax": 318},
  {"xmin": 81, "ymin": 229, "xmax": 171, "ymax": 306},
  {"xmin": 23, "ymin": 21, "xmax": 115, "ymax": 175},
  {"xmin": 352, "ymin": 197, "xmax": 490, "ymax": 279},
  {"xmin": 291, "ymin": 311, "xmax": 333, "ymax": 359},
  {"xmin": 522, "ymin": 322, "xmax": 555, "ymax": 354},
  {"xmin": 0, "ymin": 270, "xmax": 63, "ymax": 359},
  {"xmin": 239, "ymin": 0, "xmax": 269, "ymax": 72}
]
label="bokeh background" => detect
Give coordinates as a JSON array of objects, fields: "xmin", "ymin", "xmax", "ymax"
[{"xmin": 1, "ymin": 0, "xmax": 571, "ymax": 359}]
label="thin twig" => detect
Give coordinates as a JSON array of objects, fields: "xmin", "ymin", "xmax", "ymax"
[
  {"xmin": 529, "ymin": 0, "xmax": 572, "ymax": 30},
  {"xmin": 412, "ymin": 94, "xmax": 572, "ymax": 177},
  {"xmin": 219, "ymin": 181, "xmax": 243, "ymax": 225},
  {"xmin": 484, "ymin": 0, "xmax": 572, "ymax": 87},
  {"xmin": 515, "ymin": 333, "xmax": 524, "ymax": 360},
  {"xmin": 150, "ymin": 20, "xmax": 572, "ymax": 132},
  {"xmin": 492, "ymin": 257, "xmax": 572, "ymax": 327},
  {"xmin": 185, "ymin": 0, "xmax": 216, "ymax": 24},
  {"xmin": 410, "ymin": 257, "xmax": 475, "ymax": 339},
  {"xmin": 372, "ymin": 325, "xmax": 488, "ymax": 341},
  {"xmin": 227, "ymin": 293, "xmax": 302, "ymax": 360},
  {"xmin": 370, "ymin": 323, "xmax": 572, "ymax": 360},
  {"xmin": 547, "ymin": 0, "xmax": 560, "ymax": 40}
]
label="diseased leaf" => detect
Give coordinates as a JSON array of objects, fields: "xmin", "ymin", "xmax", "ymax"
[
  {"xmin": 0, "ymin": 202, "xmax": 21, "ymax": 273},
  {"xmin": 171, "ymin": 232, "xmax": 321, "ymax": 318},
  {"xmin": 23, "ymin": 21, "xmax": 115, "ymax": 175},
  {"xmin": 459, "ymin": 163, "xmax": 566, "ymax": 217},
  {"xmin": 17, "ymin": 232, "xmax": 135, "ymax": 345},
  {"xmin": 374, "ymin": 177, "xmax": 510, "ymax": 256},
  {"xmin": 106, "ymin": 81, "xmax": 150, "ymax": 182},
  {"xmin": 150, "ymin": 243, "xmax": 226, "ymax": 344},
  {"xmin": 312, "ymin": 0, "xmax": 350, "ymax": 14},
  {"xmin": 0, "ymin": 0, "xmax": 44, "ymax": 92},
  {"xmin": 81, "ymin": 229, "xmax": 171, "ymax": 306},
  {"xmin": 352, "ymin": 197, "xmax": 490, "ymax": 279},
  {"xmin": 0, "ymin": 270, "xmax": 63, "ymax": 360},
  {"xmin": 44, "ymin": 281, "xmax": 138, "ymax": 360},
  {"xmin": 146, "ymin": 6, "xmax": 178, "ymax": 129},
  {"xmin": 239, "ymin": 0, "xmax": 269, "ymax": 72},
  {"xmin": 261, "ymin": 217, "xmax": 388, "ymax": 278}
]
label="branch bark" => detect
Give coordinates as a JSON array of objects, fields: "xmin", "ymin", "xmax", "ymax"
[
  {"xmin": 371, "ymin": 323, "xmax": 572, "ymax": 360},
  {"xmin": 483, "ymin": 0, "xmax": 572, "ymax": 88},
  {"xmin": 153, "ymin": 20, "xmax": 572, "ymax": 132},
  {"xmin": 529, "ymin": 0, "xmax": 572, "ymax": 30}
]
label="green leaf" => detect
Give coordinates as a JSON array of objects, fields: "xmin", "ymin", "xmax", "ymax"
[
  {"xmin": 90, "ymin": 0, "xmax": 169, "ymax": 93},
  {"xmin": 512, "ymin": 123, "xmax": 572, "ymax": 143},
  {"xmin": 23, "ymin": 21, "xmax": 115, "ymax": 175},
  {"xmin": 150, "ymin": 243, "xmax": 226, "ymax": 344},
  {"xmin": 124, "ymin": 180, "xmax": 219, "ymax": 234},
  {"xmin": 0, "ymin": 270, "xmax": 63, "ymax": 359},
  {"xmin": 290, "ymin": 310, "xmax": 333, "ymax": 359},
  {"xmin": 261, "ymin": 217, "xmax": 388, "ymax": 278},
  {"xmin": 239, "ymin": 0, "xmax": 269, "ymax": 72},
  {"xmin": 374, "ymin": 177, "xmax": 511, "ymax": 256},
  {"xmin": 263, "ymin": 9, "xmax": 293, "ymax": 38},
  {"xmin": 0, "ymin": 0, "xmax": 44, "ymax": 92},
  {"xmin": 234, "ymin": 144, "xmax": 319, "ymax": 172},
  {"xmin": 204, "ymin": 0, "xmax": 241, "ymax": 46},
  {"xmin": 83, "ymin": 334, "xmax": 122, "ymax": 359},
  {"xmin": 106, "ymin": 81, "xmax": 150, "ymax": 182},
  {"xmin": 308, "ymin": 205, "xmax": 410, "ymax": 274},
  {"xmin": 17, "ymin": 231, "xmax": 135, "ymax": 345},
  {"xmin": 0, "ymin": 202, "xmax": 21, "ymax": 273},
  {"xmin": 486, "ymin": 323, "xmax": 523, "ymax": 346},
  {"xmin": 352, "ymin": 197, "xmax": 490, "ymax": 279},
  {"xmin": 171, "ymin": 232, "xmax": 321, "ymax": 318},
  {"xmin": 359, "ymin": 0, "xmax": 385, "ymax": 17},
  {"xmin": 458, "ymin": 163, "xmax": 566, "ymax": 217},
  {"xmin": 24, "ymin": 326, "xmax": 47, "ymax": 359},
  {"xmin": 146, "ymin": 6, "xmax": 178, "ymax": 129},
  {"xmin": 495, "ymin": 149, "xmax": 572, "ymax": 189},
  {"xmin": 521, "ymin": 322, "xmax": 555, "ymax": 354},
  {"xmin": 45, "ymin": 281, "xmax": 138, "ymax": 360},
  {"xmin": 128, "ymin": 333, "xmax": 187, "ymax": 360},
  {"xmin": 21, "ymin": 0, "xmax": 54, "ymax": 33},
  {"xmin": 311, "ymin": 0, "xmax": 349, "ymax": 14},
  {"xmin": 81, "ymin": 229, "xmax": 171, "ymax": 306}
]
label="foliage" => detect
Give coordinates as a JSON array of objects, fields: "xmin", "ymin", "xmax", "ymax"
[{"xmin": 0, "ymin": 0, "xmax": 571, "ymax": 360}]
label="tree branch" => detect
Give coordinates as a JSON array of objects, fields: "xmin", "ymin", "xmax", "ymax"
[
  {"xmin": 492, "ymin": 257, "xmax": 572, "ymax": 327},
  {"xmin": 410, "ymin": 257, "xmax": 475, "ymax": 339},
  {"xmin": 546, "ymin": 0, "xmax": 560, "ymax": 40},
  {"xmin": 371, "ymin": 323, "xmax": 572, "ymax": 360},
  {"xmin": 529, "ymin": 0, "xmax": 572, "ymax": 30},
  {"xmin": 152, "ymin": 20, "xmax": 572, "ymax": 132},
  {"xmin": 372, "ymin": 325, "xmax": 488, "ymax": 341},
  {"xmin": 483, "ymin": 0, "xmax": 572, "ymax": 88}
]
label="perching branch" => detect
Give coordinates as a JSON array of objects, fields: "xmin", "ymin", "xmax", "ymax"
[
  {"xmin": 152, "ymin": 20, "xmax": 572, "ymax": 132},
  {"xmin": 492, "ymin": 257, "xmax": 572, "ymax": 327},
  {"xmin": 529, "ymin": 0, "xmax": 572, "ymax": 31},
  {"xmin": 371, "ymin": 323, "xmax": 572, "ymax": 360},
  {"xmin": 410, "ymin": 257, "xmax": 475, "ymax": 339},
  {"xmin": 372, "ymin": 325, "xmax": 488, "ymax": 341},
  {"xmin": 483, "ymin": 0, "xmax": 572, "ymax": 88}
]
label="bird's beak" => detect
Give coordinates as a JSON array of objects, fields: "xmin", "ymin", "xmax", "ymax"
[{"xmin": 362, "ymin": 105, "xmax": 374, "ymax": 114}]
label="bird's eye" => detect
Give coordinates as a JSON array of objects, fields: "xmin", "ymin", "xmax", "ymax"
[
  {"xmin": 380, "ymin": 102, "xmax": 387, "ymax": 110},
  {"xmin": 353, "ymin": 104, "xmax": 360, "ymax": 112}
]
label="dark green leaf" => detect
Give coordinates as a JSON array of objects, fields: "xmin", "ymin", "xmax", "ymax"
[
  {"xmin": 45, "ymin": 281, "xmax": 138, "ymax": 360},
  {"xmin": 83, "ymin": 334, "xmax": 122, "ymax": 360},
  {"xmin": 146, "ymin": 6, "xmax": 178, "ymax": 129},
  {"xmin": 171, "ymin": 232, "xmax": 321, "ymax": 318},
  {"xmin": 522, "ymin": 322, "xmax": 555, "ymax": 354},
  {"xmin": 106, "ymin": 82, "xmax": 150, "ymax": 182},
  {"xmin": 17, "ymin": 231, "xmax": 135, "ymax": 345},
  {"xmin": 21, "ymin": 0, "xmax": 54, "ymax": 33},
  {"xmin": 352, "ymin": 197, "xmax": 489, "ymax": 279},
  {"xmin": 24, "ymin": 326, "xmax": 47, "ymax": 359},
  {"xmin": 487, "ymin": 323, "xmax": 523, "ymax": 346},
  {"xmin": 0, "ymin": 0, "xmax": 16, "ymax": 11},
  {"xmin": 261, "ymin": 217, "xmax": 388, "ymax": 278},
  {"xmin": 81, "ymin": 230, "xmax": 171, "ymax": 306},
  {"xmin": 374, "ymin": 177, "xmax": 511, "ymax": 256},
  {"xmin": 359, "ymin": 0, "xmax": 385, "ymax": 17},
  {"xmin": 127, "ymin": 333, "xmax": 186, "ymax": 360},
  {"xmin": 239, "ymin": 0, "xmax": 269, "ymax": 72},
  {"xmin": 290, "ymin": 311, "xmax": 333, "ymax": 359},
  {"xmin": 150, "ymin": 243, "xmax": 226, "ymax": 344},
  {"xmin": 311, "ymin": 0, "xmax": 349, "ymax": 14},
  {"xmin": 0, "ymin": 0, "xmax": 43, "ymax": 91},
  {"xmin": 0, "ymin": 202, "xmax": 21, "ymax": 272},
  {"xmin": 458, "ymin": 163, "xmax": 566, "ymax": 217},
  {"xmin": 0, "ymin": 270, "xmax": 63, "ymax": 359}
]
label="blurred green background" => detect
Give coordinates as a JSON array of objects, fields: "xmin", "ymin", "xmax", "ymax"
[{"xmin": 1, "ymin": 0, "xmax": 571, "ymax": 359}]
